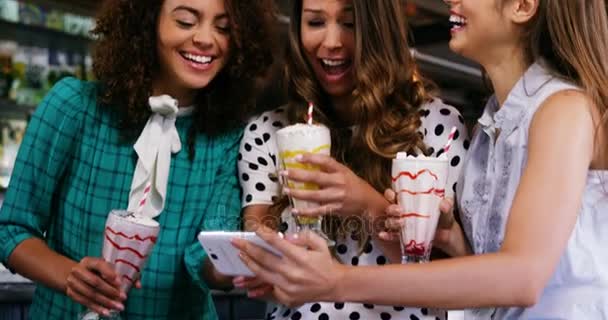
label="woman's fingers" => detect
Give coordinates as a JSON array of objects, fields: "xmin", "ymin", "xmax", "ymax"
[
  {"xmin": 281, "ymin": 168, "xmax": 338, "ymax": 186},
  {"xmin": 385, "ymin": 203, "xmax": 403, "ymax": 217},
  {"xmin": 292, "ymin": 204, "xmax": 340, "ymax": 217},
  {"xmin": 378, "ymin": 231, "xmax": 400, "ymax": 242},
  {"xmin": 437, "ymin": 197, "xmax": 455, "ymax": 229},
  {"xmin": 247, "ymin": 284, "xmax": 274, "ymax": 298},
  {"xmin": 384, "ymin": 189, "xmax": 397, "ymax": 204},
  {"xmin": 296, "ymin": 153, "xmax": 343, "ymax": 173},
  {"xmin": 68, "ymin": 273, "xmax": 124, "ymax": 312},
  {"xmin": 284, "ymin": 187, "xmax": 343, "ymax": 205},
  {"xmin": 384, "ymin": 216, "xmax": 403, "ymax": 232}
]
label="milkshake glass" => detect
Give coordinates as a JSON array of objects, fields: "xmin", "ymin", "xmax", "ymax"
[
  {"xmin": 391, "ymin": 153, "xmax": 448, "ymax": 263},
  {"xmin": 276, "ymin": 123, "xmax": 332, "ymax": 244},
  {"xmin": 80, "ymin": 210, "xmax": 160, "ymax": 320}
]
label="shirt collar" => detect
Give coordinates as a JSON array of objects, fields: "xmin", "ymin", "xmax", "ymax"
[{"xmin": 478, "ymin": 61, "xmax": 553, "ymax": 135}]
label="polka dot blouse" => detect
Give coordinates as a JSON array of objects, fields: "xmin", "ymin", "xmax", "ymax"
[{"xmin": 238, "ymin": 99, "xmax": 469, "ymax": 320}]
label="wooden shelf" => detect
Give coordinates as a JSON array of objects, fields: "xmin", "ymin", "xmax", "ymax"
[
  {"xmin": 0, "ymin": 98, "xmax": 35, "ymax": 120},
  {"xmin": 0, "ymin": 19, "xmax": 91, "ymax": 52}
]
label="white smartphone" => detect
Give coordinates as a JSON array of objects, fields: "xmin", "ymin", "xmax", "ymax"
[{"xmin": 197, "ymin": 231, "xmax": 283, "ymax": 277}]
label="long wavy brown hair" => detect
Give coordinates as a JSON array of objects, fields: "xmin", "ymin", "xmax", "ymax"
[
  {"xmin": 272, "ymin": 0, "xmax": 435, "ymax": 247},
  {"xmin": 92, "ymin": 0, "xmax": 277, "ymax": 157},
  {"xmin": 519, "ymin": 0, "xmax": 608, "ymax": 167}
]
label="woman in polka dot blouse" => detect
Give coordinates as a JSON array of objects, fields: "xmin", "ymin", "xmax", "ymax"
[
  {"xmin": 236, "ymin": 0, "xmax": 608, "ymax": 319},
  {"xmin": 235, "ymin": 1, "xmax": 468, "ymax": 319}
]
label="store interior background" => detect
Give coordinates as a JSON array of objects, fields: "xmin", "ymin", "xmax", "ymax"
[{"xmin": 0, "ymin": 0, "xmax": 484, "ymax": 319}]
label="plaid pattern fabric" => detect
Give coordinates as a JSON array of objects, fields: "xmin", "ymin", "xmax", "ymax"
[{"xmin": 0, "ymin": 78, "xmax": 242, "ymax": 320}]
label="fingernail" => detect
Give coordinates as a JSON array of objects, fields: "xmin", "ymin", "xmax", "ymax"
[
  {"xmin": 284, "ymin": 188, "xmax": 291, "ymax": 195},
  {"xmin": 120, "ymin": 292, "xmax": 127, "ymax": 300},
  {"xmin": 114, "ymin": 302, "xmax": 124, "ymax": 311},
  {"xmin": 102, "ymin": 309, "xmax": 110, "ymax": 317},
  {"xmin": 279, "ymin": 170, "xmax": 288, "ymax": 177},
  {"xmin": 295, "ymin": 155, "xmax": 303, "ymax": 162},
  {"xmin": 291, "ymin": 208, "xmax": 298, "ymax": 215}
]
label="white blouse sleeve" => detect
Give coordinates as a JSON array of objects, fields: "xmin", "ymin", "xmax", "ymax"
[
  {"xmin": 420, "ymin": 99, "xmax": 470, "ymax": 198},
  {"xmin": 237, "ymin": 109, "xmax": 288, "ymax": 208}
]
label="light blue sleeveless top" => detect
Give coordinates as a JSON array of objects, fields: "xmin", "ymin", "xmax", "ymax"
[{"xmin": 457, "ymin": 62, "xmax": 608, "ymax": 319}]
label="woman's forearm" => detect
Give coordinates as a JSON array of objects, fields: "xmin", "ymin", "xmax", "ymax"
[
  {"xmin": 334, "ymin": 251, "xmax": 541, "ymax": 309},
  {"xmin": 8, "ymin": 237, "xmax": 77, "ymax": 293}
]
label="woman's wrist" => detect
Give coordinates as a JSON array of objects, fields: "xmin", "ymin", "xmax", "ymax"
[{"xmin": 327, "ymin": 262, "xmax": 351, "ymax": 302}]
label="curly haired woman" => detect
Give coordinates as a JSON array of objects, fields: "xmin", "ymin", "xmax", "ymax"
[
  {"xmin": 0, "ymin": 0, "xmax": 275, "ymax": 319},
  {"xmin": 236, "ymin": 0, "xmax": 468, "ymax": 319}
]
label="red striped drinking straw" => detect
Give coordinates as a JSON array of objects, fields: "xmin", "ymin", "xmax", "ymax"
[
  {"xmin": 307, "ymin": 102, "xmax": 314, "ymax": 125},
  {"xmin": 442, "ymin": 126, "xmax": 458, "ymax": 154},
  {"xmin": 137, "ymin": 181, "xmax": 152, "ymax": 215}
]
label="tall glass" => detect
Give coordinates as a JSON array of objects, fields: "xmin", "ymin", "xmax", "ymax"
[
  {"xmin": 276, "ymin": 123, "xmax": 333, "ymax": 245},
  {"xmin": 392, "ymin": 154, "xmax": 448, "ymax": 263},
  {"xmin": 79, "ymin": 210, "xmax": 160, "ymax": 320}
]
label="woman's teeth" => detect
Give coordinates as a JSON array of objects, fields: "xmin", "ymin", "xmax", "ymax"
[
  {"xmin": 183, "ymin": 53, "xmax": 212, "ymax": 64},
  {"xmin": 321, "ymin": 59, "xmax": 347, "ymax": 67},
  {"xmin": 449, "ymin": 15, "xmax": 467, "ymax": 28}
]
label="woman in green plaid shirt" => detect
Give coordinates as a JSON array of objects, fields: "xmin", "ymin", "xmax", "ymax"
[{"xmin": 0, "ymin": 0, "xmax": 276, "ymax": 319}]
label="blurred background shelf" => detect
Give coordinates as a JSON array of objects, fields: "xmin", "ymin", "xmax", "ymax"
[{"xmin": 0, "ymin": 98, "xmax": 35, "ymax": 119}]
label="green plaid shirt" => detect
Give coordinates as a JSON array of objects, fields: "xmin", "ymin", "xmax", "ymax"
[{"xmin": 0, "ymin": 78, "xmax": 242, "ymax": 319}]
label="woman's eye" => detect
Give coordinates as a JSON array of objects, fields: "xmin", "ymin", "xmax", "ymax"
[
  {"xmin": 176, "ymin": 20, "xmax": 195, "ymax": 28},
  {"xmin": 307, "ymin": 20, "xmax": 325, "ymax": 27},
  {"xmin": 216, "ymin": 25, "xmax": 231, "ymax": 33}
]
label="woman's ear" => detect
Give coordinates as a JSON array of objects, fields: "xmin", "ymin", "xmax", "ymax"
[{"xmin": 507, "ymin": 0, "xmax": 540, "ymax": 25}]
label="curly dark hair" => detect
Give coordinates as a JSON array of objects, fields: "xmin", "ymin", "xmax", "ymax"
[{"xmin": 92, "ymin": 0, "xmax": 277, "ymax": 156}]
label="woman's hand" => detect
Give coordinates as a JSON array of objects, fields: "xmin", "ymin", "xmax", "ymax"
[
  {"xmin": 379, "ymin": 189, "xmax": 458, "ymax": 253},
  {"xmin": 65, "ymin": 257, "xmax": 126, "ymax": 317},
  {"xmin": 282, "ymin": 153, "xmax": 379, "ymax": 218},
  {"xmin": 232, "ymin": 228, "xmax": 344, "ymax": 307},
  {"xmin": 233, "ymin": 276, "xmax": 274, "ymax": 300},
  {"xmin": 203, "ymin": 259, "xmax": 234, "ymax": 291}
]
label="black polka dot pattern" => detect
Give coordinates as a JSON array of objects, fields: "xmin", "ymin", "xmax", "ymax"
[
  {"xmin": 239, "ymin": 105, "xmax": 458, "ymax": 320},
  {"xmin": 363, "ymin": 241, "xmax": 373, "ymax": 254},
  {"xmin": 434, "ymin": 124, "xmax": 444, "ymax": 136},
  {"xmin": 381, "ymin": 312, "xmax": 392, "ymax": 320}
]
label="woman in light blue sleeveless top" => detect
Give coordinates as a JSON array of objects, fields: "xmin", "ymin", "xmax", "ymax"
[{"xmin": 233, "ymin": 0, "xmax": 608, "ymax": 319}]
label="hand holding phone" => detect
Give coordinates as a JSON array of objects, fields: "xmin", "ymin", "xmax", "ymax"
[{"xmin": 197, "ymin": 231, "xmax": 282, "ymax": 277}]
